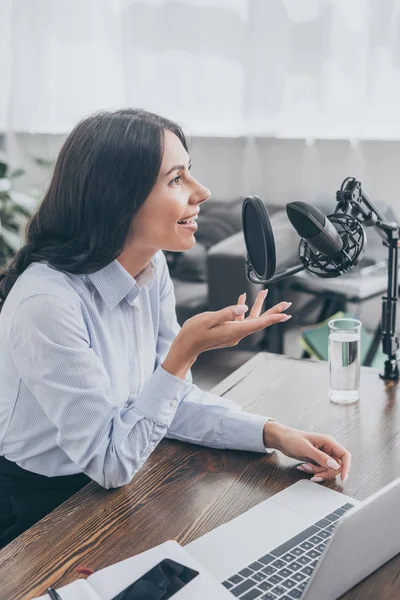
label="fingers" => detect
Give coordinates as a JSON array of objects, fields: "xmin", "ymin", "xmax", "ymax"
[
  {"xmin": 305, "ymin": 444, "xmax": 342, "ymax": 474},
  {"xmin": 297, "ymin": 463, "xmax": 340, "ymax": 482},
  {"xmin": 323, "ymin": 438, "xmax": 352, "ymax": 482},
  {"xmin": 208, "ymin": 296, "xmax": 292, "ymax": 338},
  {"xmin": 235, "ymin": 293, "xmax": 247, "ymax": 322},
  {"xmin": 311, "ymin": 471, "xmax": 338, "ymax": 482},
  {"xmin": 249, "ymin": 289, "xmax": 268, "ymax": 318},
  {"xmin": 299, "ymin": 436, "xmax": 351, "ymax": 483},
  {"xmin": 236, "ymin": 311, "xmax": 291, "ymax": 337},
  {"xmin": 340, "ymin": 452, "xmax": 351, "ymax": 482},
  {"xmin": 210, "ymin": 303, "xmax": 249, "ymax": 326},
  {"xmin": 257, "ymin": 308, "xmax": 292, "ymax": 326},
  {"xmin": 262, "ymin": 301, "xmax": 292, "ymax": 317}
]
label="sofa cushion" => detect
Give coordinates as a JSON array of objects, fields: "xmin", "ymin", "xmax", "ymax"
[{"xmin": 165, "ymin": 242, "xmax": 208, "ymax": 282}]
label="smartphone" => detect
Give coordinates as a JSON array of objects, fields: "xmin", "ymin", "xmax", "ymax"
[{"xmin": 111, "ymin": 558, "xmax": 200, "ymax": 600}]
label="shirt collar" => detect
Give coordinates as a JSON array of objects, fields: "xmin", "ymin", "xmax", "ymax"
[{"xmin": 87, "ymin": 258, "xmax": 156, "ymax": 310}]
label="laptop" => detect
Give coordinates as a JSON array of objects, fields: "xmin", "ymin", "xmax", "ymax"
[{"xmin": 186, "ymin": 477, "xmax": 400, "ymax": 600}]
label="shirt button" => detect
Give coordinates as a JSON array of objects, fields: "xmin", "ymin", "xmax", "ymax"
[{"xmin": 170, "ymin": 399, "xmax": 178, "ymax": 408}]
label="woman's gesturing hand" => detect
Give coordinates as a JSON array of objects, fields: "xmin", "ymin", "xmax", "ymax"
[
  {"xmin": 177, "ymin": 289, "xmax": 291, "ymax": 356},
  {"xmin": 263, "ymin": 422, "xmax": 351, "ymax": 483},
  {"xmin": 162, "ymin": 290, "xmax": 291, "ymax": 379}
]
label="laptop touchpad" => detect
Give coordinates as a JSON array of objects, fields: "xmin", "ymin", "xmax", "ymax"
[{"xmin": 186, "ymin": 498, "xmax": 314, "ymax": 581}]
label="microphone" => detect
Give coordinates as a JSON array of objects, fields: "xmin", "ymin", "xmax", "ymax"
[
  {"xmin": 286, "ymin": 201, "xmax": 365, "ymax": 278},
  {"xmin": 242, "ymin": 195, "xmax": 366, "ymax": 285},
  {"xmin": 242, "ymin": 179, "xmax": 400, "ymax": 381},
  {"xmin": 286, "ymin": 202, "xmax": 343, "ymax": 259}
]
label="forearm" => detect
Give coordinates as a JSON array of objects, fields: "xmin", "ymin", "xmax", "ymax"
[{"xmin": 166, "ymin": 385, "xmax": 270, "ymax": 453}]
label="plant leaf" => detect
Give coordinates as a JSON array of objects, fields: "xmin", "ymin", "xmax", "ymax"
[
  {"xmin": 12, "ymin": 204, "xmax": 31, "ymax": 218},
  {"xmin": 1, "ymin": 228, "xmax": 21, "ymax": 252},
  {"xmin": 9, "ymin": 190, "xmax": 38, "ymax": 212},
  {"xmin": 10, "ymin": 168, "xmax": 25, "ymax": 179},
  {"xmin": 33, "ymin": 157, "xmax": 54, "ymax": 167}
]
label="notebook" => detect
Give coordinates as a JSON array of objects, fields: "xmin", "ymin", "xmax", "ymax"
[{"xmin": 33, "ymin": 540, "xmax": 231, "ymax": 600}]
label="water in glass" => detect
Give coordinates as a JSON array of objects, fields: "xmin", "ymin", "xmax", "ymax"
[{"xmin": 329, "ymin": 329, "xmax": 360, "ymax": 404}]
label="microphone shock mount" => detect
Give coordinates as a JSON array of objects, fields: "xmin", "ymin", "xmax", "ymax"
[{"xmin": 299, "ymin": 213, "xmax": 365, "ymax": 278}]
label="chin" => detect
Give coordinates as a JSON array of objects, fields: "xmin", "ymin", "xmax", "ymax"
[
  {"xmin": 166, "ymin": 235, "xmax": 196, "ymax": 253},
  {"xmin": 184, "ymin": 236, "xmax": 196, "ymax": 250}
]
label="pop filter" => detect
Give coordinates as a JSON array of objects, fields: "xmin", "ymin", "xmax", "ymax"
[
  {"xmin": 242, "ymin": 195, "xmax": 305, "ymax": 284},
  {"xmin": 242, "ymin": 195, "xmax": 276, "ymax": 281}
]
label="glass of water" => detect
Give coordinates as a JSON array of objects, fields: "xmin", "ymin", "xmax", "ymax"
[{"xmin": 328, "ymin": 318, "xmax": 362, "ymax": 404}]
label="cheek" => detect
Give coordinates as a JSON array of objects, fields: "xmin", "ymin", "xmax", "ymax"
[
  {"xmin": 150, "ymin": 196, "xmax": 184, "ymax": 223},
  {"xmin": 131, "ymin": 193, "xmax": 188, "ymax": 242}
]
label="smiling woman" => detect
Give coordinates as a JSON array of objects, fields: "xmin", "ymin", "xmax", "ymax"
[{"xmin": 0, "ymin": 108, "xmax": 350, "ymax": 548}]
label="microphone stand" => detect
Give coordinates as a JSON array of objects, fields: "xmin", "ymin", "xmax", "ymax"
[
  {"xmin": 245, "ymin": 259, "xmax": 305, "ymax": 284},
  {"xmin": 337, "ymin": 178, "xmax": 400, "ymax": 380}
]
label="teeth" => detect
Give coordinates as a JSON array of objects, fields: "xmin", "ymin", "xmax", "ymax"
[{"xmin": 178, "ymin": 217, "xmax": 196, "ymax": 225}]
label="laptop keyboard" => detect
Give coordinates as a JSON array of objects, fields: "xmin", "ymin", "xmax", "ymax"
[{"xmin": 221, "ymin": 502, "xmax": 354, "ymax": 599}]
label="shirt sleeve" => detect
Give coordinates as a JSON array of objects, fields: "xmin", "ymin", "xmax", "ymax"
[
  {"xmin": 155, "ymin": 254, "xmax": 273, "ymax": 454},
  {"xmin": 8, "ymin": 294, "xmax": 192, "ymax": 489}
]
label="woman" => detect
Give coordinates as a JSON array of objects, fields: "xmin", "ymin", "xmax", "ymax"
[{"xmin": 0, "ymin": 109, "xmax": 351, "ymax": 548}]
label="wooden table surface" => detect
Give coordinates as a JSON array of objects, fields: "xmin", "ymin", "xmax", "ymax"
[{"xmin": 1, "ymin": 352, "xmax": 400, "ymax": 599}]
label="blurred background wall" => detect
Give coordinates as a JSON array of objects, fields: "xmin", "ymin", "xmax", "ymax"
[
  {"xmin": 2, "ymin": 0, "xmax": 400, "ymax": 207},
  {"xmin": 6, "ymin": 135, "xmax": 400, "ymax": 210}
]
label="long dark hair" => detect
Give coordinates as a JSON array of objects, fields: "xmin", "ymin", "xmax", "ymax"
[{"xmin": 0, "ymin": 108, "xmax": 188, "ymax": 311}]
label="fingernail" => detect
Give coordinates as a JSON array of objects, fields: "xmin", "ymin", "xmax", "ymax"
[
  {"xmin": 342, "ymin": 474, "xmax": 349, "ymax": 483},
  {"xmin": 262, "ymin": 289, "xmax": 268, "ymax": 299},
  {"xmin": 283, "ymin": 302, "xmax": 292, "ymax": 309},
  {"xmin": 281, "ymin": 314, "xmax": 292, "ymax": 321},
  {"xmin": 311, "ymin": 476, "xmax": 324, "ymax": 483},
  {"xmin": 243, "ymin": 292, "xmax": 247, "ymax": 302},
  {"xmin": 297, "ymin": 464, "xmax": 312, "ymax": 472},
  {"xmin": 326, "ymin": 458, "xmax": 340, "ymax": 470},
  {"xmin": 234, "ymin": 305, "xmax": 248, "ymax": 316}
]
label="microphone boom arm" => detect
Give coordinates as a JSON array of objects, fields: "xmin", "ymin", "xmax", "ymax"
[
  {"xmin": 336, "ymin": 177, "xmax": 400, "ymax": 380},
  {"xmin": 245, "ymin": 258, "xmax": 305, "ymax": 284}
]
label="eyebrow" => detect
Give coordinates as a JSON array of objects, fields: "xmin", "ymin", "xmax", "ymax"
[{"xmin": 164, "ymin": 161, "xmax": 192, "ymax": 177}]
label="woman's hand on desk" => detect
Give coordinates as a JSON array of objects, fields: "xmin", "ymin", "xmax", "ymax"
[
  {"xmin": 163, "ymin": 290, "xmax": 291, "ymax": 379},
  {"xmin": 263, "ymin": 421, "xmax": 351, "ymax": 483}
]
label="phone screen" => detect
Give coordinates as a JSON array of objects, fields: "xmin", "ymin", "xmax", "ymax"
[{"xmin": 111, "ymin": 558, "xmax": 200, "ymax": 600}]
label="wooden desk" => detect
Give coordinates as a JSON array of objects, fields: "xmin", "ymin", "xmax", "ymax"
[{"xmin": 1, "ymin": 353, "xmax": 400, "ymax": 600}]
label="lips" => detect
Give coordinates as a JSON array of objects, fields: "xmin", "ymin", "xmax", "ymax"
[
  {"xmin": 177, "ymin": 212, "xmax": 199, "ymax": 225},
  {"xmin": 177, "ymin": 219, "xmax": 198, "ymax": 231},
  {"xmin": 177, "ymin": 217, "xmax": 196, "ymax": 225}
]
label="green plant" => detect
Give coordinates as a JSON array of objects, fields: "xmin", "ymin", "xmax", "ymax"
[{"xmin": 0, "ymin": 156, "xmax": 38, "ymax": 268}]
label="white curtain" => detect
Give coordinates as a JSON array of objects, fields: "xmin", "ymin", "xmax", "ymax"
[{"xmin": 2, "ymin": 0, "xmax": 400, "ymax": 138}]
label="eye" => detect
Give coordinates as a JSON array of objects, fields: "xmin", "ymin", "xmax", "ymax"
[{"xmin": 169, "ymin": 175, "xmax": 181, "ymax": 186}]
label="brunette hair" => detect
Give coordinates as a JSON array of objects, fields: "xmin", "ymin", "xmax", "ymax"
[{"xmin": 0, "ymin": 108, "xmax": 188, "ymax": 311}]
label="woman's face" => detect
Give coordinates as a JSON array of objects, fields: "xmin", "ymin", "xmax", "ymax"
[{"xmin": 130, "ymin": 129, "xmax": 210, "ymax": 253}]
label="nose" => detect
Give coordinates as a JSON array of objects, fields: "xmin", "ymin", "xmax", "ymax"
[{"xmin": 191, "ymin": 179, "xmax": 211, "ymax": 206}]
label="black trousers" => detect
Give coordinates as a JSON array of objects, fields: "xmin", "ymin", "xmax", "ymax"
[{"xmin": 0, "ymin": 455, "xmax": 90, "ymax": 549}]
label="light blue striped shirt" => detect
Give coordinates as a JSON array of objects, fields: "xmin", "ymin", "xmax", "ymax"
[{"xmin": 0, "ymin": 252, "xmax": 269, "ymax": 488}]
